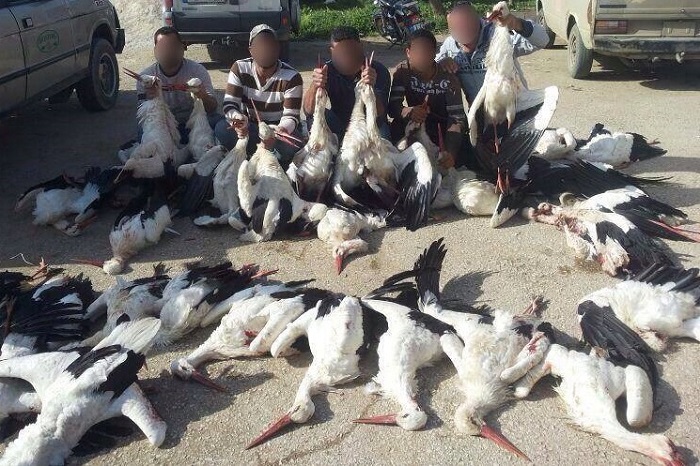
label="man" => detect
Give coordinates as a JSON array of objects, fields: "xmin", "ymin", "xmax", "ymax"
[
  {"xmin": 136, "ymin": 27, "xmax": 221, "ymax": 143},
  {"xmin": 303, "ymin": 26, "xmax": 391, "ymax": 140},
  {"xmin": 214, "ymin": 24, "xmax": 303, "ymax": 168},
  {"xmin": 436, "ymin": 1, "xmax": 550, "ymax": 104},
  {"xmin": 389, "ymin": 29, "xmax": 466, "ymax": 169}
]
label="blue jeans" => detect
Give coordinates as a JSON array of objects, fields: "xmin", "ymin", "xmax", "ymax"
[
  {"xmin": 307, "ymin": 108, "xmax": 391, "ymax": 144},
  {"xmin": 137, "ymin": 113, "xmax": 225, "ymax": 146},
  {"xmin": 213, "ymin": 118, "xmax": 302, "ymax": 169}
]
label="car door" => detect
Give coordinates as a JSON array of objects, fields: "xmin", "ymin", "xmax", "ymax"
[
  {"xmin": 542, "ymin": 0, "xmax": 568, "ymax": 38},
  {"xmin": 0, "ymin": 0, "xmax": 26, "ymax": 114},
  {"xmin": 8, "ymin": 0, "xmax": 77, "ymax": 100}
]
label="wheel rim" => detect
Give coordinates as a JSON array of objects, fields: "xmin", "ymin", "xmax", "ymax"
[
  {"xmin": 569, "ymin": 33, "xmax": 577, "ymax": 66},
  {"xmin": 98, "ymin": 53, "xmax": 117, "ymax": 97},
  {"xmin": 538, "ymin": 11, "xmax": 545, "ymax": 27}
]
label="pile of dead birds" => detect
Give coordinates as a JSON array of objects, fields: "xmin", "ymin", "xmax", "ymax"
[
  {"xmin": 0, "ymin": 238, "xmax": 697, "ymax": 465},
  {"xmin": 12, "ymin": 65, "xmax": 697, "ymax": 280}
]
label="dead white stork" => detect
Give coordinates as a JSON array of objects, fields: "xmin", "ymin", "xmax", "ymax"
[
  {"xmin": 467, "ymin": 1, "xmax": 531, "ymax": 151},
  {"xmin": 193, "ymin": 136, "xmax": 249, "ymax": 229},
  {"xmin": 170, "ymin": 284, "xmax": 327, "ymax": 391},
  {"xmin": 571, "ymin": 123, "xmax": 667, "ymax": 168},
  {"xmin": 84, "ymin": 187, "xmax": 173, "ymax": 275},
  {"xmin": 246, "ymin": 295, "xmax": 368, "ymax": 448},
  {"xmin": 580, "ymin": 262, "xmax": 700, "ymax": 351},
  {"xmin": 525, "ymin": 201, "xmax": 675, "ymax": 276},
  {"xmin": 0, "ymin": 319, "xmax": 166, "ymax": 466},
  {"xmin": 177, "ymin": 144, "xmax": 228, "ymax": 217},
  {"xmin": 503, "ymin": 330, "xmax": 685, "ymax": 466},
  {"xmin": 534, "ymin": 127, "xmax": 577, "ymax": 160},
  {"xmin": 287, "ymin": 87, "xmax": 338, "ymax": 202},
  {"xmin": 237, "ymin": 144, "xmax": 328, "ymax": 243},
  {"xmin": 316, "ymin": 206, "xmax": 386, "ymax": 274},
  {"xmin": 184, "ymin": 77, "xmax": 216, "ymax": 161},
  {"xmin": 333, "ymin": 80, "xmax": 439, "ymax": 231}
]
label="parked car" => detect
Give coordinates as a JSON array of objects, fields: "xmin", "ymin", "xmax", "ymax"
[
  {"xmin": 0, "ymin": 0, "xmax": 125, "ymax": 118},
  {"xmin": 161, "ymin": 0, "xmax": 301, "ymax": 64},
  {"xmin": 536, "ymin": 0, "xmax": 700, "ymax": 78}
]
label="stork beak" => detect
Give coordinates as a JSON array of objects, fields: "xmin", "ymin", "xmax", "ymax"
[
  {"xmin": 486, "ymin": 10, "xmax": 502, "ymax": 21},
  {"xmin": 114, "ymin": 166, "xmax": 128, "ymax": 184},
  {"xmin": 353, "ymin": 413, "xmax": 397, "ymax": 425},
  {"xmin": 246, "ymin": 413, "xmax": 294, "ymax": 449},
  {"xmin": 70, "ymin": 258, "xmax": 105, "ymax": 268},
  {"xmin": 479, "ymin": 423, "xmax": 530, "ymax": 461},
  {"xmin": 252, "ymin": 268, "xmax": 278, "ymax": 280},
  {"xmin": 189, "ymin": 370, "xmax": 228, "ymax": 393},
  {"xmin": 334, "ymin": 255, "xmax": 344, "ymax": 275}
]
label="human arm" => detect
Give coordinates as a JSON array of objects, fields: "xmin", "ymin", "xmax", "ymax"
[
  {"xmin": 303, "ymin": 63, "xmax": 328, "ymax": 115},
  {"xmin": 222, "ymin": 62, "xmax": 248, "ymax": 137},
  {"xmin": 278, "ymin": 72, "xmax": 304, "ymax": 134},
  {"xmin": 193, "ymin": 65, "xmax": 219, "ymax": 114}
]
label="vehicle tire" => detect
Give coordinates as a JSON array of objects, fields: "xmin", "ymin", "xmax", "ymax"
[
  {"xmin": 567, "ymin": 23, "xmax": 593, "ymax": 79},
  {"xmin": 76, "ymin": 38, "xmax": 119, "ymax": 112},
  {"xmin": 207, "ymin": 43, "xmax": 248, "ymax": 66},
  {"xmin": 280, "ymin": 40, "xmax": 291, "ymax": 63},
  {"xmin": 537, "ymin": 4, "xmax": 556, "ymax": 49}
]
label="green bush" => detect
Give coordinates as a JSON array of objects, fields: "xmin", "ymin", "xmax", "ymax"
[{"xmin": 294, "ymin": 0, "xmax": 534, "ymax": 40}]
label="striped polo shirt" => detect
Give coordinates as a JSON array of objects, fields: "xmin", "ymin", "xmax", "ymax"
[{"xmin": 223, "ymin": 58, "xmax": 303, "ymax": 133}]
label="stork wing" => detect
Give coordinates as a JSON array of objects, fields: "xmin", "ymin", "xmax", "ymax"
[
  {"xmin": 474, "ymin": 86, "xmax": 559, "ymax": 178},
  {"xmin": 632, "ymin": 263, "xmax": 700, "ymax": 296},
  {"xmin": 0, "ymin": 351, "xmax": 82, "ymax": 397},
  {"xmin": 178, "ymin": 172, "xmax": 214, "ymax": 218},
  {"xmin": 577, "ymin": 300, "xmax": 658, "ymax": 391},
  {"xmin": 389, "ymin": 142, "xmax": 440, "ymax": 232}
]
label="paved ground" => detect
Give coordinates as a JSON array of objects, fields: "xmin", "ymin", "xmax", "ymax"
[{"xmin": 1, "ymin": 34, "xmax": 700, "ymax": 466}]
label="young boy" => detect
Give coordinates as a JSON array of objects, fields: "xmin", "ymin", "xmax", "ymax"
[{"xmin": 389, "ymin": 29, "xmax": 467, "ymax": 168}]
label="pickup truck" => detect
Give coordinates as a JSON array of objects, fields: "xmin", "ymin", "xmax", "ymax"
[
  {"xmin": 536, "ymin": 0, "xmax": 700, "ymax": 78},
  {"xmin": 161, "ymin": 0, "xmax": 301, "ymax": 64},
  {"xmin": 0, "ymin": 0, "xmax": 125, "ymax": 118}
]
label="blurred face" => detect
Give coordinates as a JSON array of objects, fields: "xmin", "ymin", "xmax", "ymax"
[
  {"xmin": 154, "ymin": 33, "xmax": 185, "ymax": 70},
  {"xmin": 447, "ymin": 6, "xmax": 482, "ymax": 46},
  {"xmin": 330, "ymin": 39, "xmax": 365, "ymax": 76},
  {"xmin": 406, "ymin": 38, "xmax": 436, "ymax": 72},
  {"xmin": 249, "ymin": 32, "xmax": 280, "ymax": 69}
]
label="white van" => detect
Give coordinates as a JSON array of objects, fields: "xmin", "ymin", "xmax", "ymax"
[
  {"xmin": 536, "ymin": 0, "xmax": 700, "ymax": 78},
  {"xmin": 161, "ymin": 0, "xmax": 300, "ymax": 64}
]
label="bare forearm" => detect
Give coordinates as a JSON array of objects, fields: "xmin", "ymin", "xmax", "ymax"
[
  {"xmin": 303, "ymin": 86, "xmax": 317, "ymax": 115},
  {"xmin": 202, "ymin": 93, "xmax": 218, "ymax": 114}
]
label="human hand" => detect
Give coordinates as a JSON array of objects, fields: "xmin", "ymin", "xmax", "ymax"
[
  {"xmin": 409, "ymin": 105, "xmax": 429, "ymax": 124},
  {"xmin": 227, "ymin": 111, "xmax": 249, "ymax": 138},
  {"xmin": 438, "ymin": 57, "xmax": 458, "ymax": 74},
  {"xmin": 312, "ymin": 64, "xmax": 328, "ymax": 89},
  {"xmin": 360, "ymin": 64, "xmax": 377, "ymax": 86}
]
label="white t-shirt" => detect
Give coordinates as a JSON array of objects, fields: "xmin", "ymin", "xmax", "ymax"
[{"xmin": 136, "ymin": 58, "xmax": 217, "ymax": 124}]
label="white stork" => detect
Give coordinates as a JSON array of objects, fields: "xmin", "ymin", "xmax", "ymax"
[
  {"xmin": 0, "ymin": 319, "xmax": 166, "ymax": 466},
  {"xmin": 287, "ymin": 87, "xmax": 338, "ymax": 202},
  {"xmin": 246, "ymin": 295, "xmax": 368, "ymax": 448},
  {"xmin": 316, "ymin": 206, "xmax": 387, "ymax": 274},
  {"xmin": 237, "ymin": 144, "xmax": 328, "ymax": 243},
  {"xmin": 184, "ymin": 78, "xmax": 216, "ymax": 161},
  {"xmin": 571, "ymin": 123, "xmax": 667, "ymax": 168}
]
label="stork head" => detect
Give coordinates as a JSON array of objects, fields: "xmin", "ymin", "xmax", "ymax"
[
  {"xmin": 170, "ymin": 358, "xmax": 228, "ymax": 392},
  {"xmin": 487, "ymin": 1, "xmax": 510, "ymax": 22},
  {"xmin": 558, "ymin": 192, "xmax": 578, "ymax": 207},
  {"xmin": 246, "ymin": 396, "xmax": 315, "ymax": 449},
  {"xmin": 353, "ymin": 406, "xmax": 428, "ymax": 431},
  {"xmin": 303, "ymin": 202, "xmax": 329, "ymax": 224}
]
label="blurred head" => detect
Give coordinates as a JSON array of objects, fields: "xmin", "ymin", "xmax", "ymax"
[
  {"xmin": 406, "ymin": 29, "xmax": 438, "ymax": 72},
  {"xmin": 447, "ymin": 1, "xmax": 482, "ymax": 46},
  {"xmin": 153, "ymin": 26, "xmax": 185, "ymax": 71},
  {"xmin": 329, "ymin": 26, "xmax": 365, "ymax": 76},
  {"xmin": 249, "ymin": 24, "xmax": 280, "ymax": 69}
]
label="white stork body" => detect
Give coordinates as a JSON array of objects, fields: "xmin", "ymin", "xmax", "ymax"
[
  {"xmin": 32, "ymin": 187, "xmax": 83, "ymax": 235},
  {"xmin": 289, "ymin": 87, "xmax": 338, "ymax": 202},
  {"xmin": 194, "ymin": 136, "xmax": 249, "ymax": 229},
  {"xmin": 467, "ymin": 2, "xmax": 522, "ymax": 147},
  {"xmin": 238, "ymin": 145, "xmax": 327, "ymax": 242},
  {"xmin": 247, "ymin": 295, "xmax": 366, "ymax": 448},
  {"xmin": 356, "ymin": 298, "xmax": 454, "ymax": 431},
  {"xmin": 185, "ymin": 78, "xmax": 216, "ymax": 161},
  {"xmin": 534, "ymin": 127, "xmax": 577, "ymax": 160},
  {"xmin": 0, "ymin": 319, "xmax": 166, "ymax": 466},
  {"xmin": 570, "ymin": 125, "xmax": 666, "ymax": 168},
  {"xmin": 449, "ymin": 168, "xmax": 500, "ymax": 216},
  {"xmin": 505, "ymin": 342, "xmax": 683, "ymax": 466},
  {"xmin": 581, "ymin": 264, "xmax": 700, "ymax": 351},
  {"xmin": 526, "ymin": 202, "xmax": 673, "ymax": 276},
  {"xmin": 316, "ymin": 207, "xmax": 386, "ymax": 274},
  {"xmin": 103, "ymin": 196, "xmax": 172, "ymax": 276}
]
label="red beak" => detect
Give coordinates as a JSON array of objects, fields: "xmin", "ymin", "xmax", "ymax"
[
  {"xmin": 252, "ymin": 268, "xmax": 278, "ymax": 280},
  {"xmin": 334, "ymin": 255, "xmax": 344, "ymax": 275},
  {"xmin": 479, "ymin": 423, "xmax": 530, "ymax": 461},
  {"xmin": 70, "ymin": 258, "xmax": 105, "ymax": 268},
  {"xmin": 246, "ymin": 413, "xmax": 294, "ymax": 449},
  {"xmin": 188, "ymin": 370, "xmax": 228, "ymax": 393},
  {"xmin": 487, "ymin": 10, "xmax": 502, "ymax": 21},
  {"xmin": 353, "ymin": 413, "xmax": 397, "ymax": 425}
]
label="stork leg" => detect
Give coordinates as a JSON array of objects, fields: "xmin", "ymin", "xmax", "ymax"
[{"xmin": 493, "ymin": 124, "xmax": 500, "ymax": 154}]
